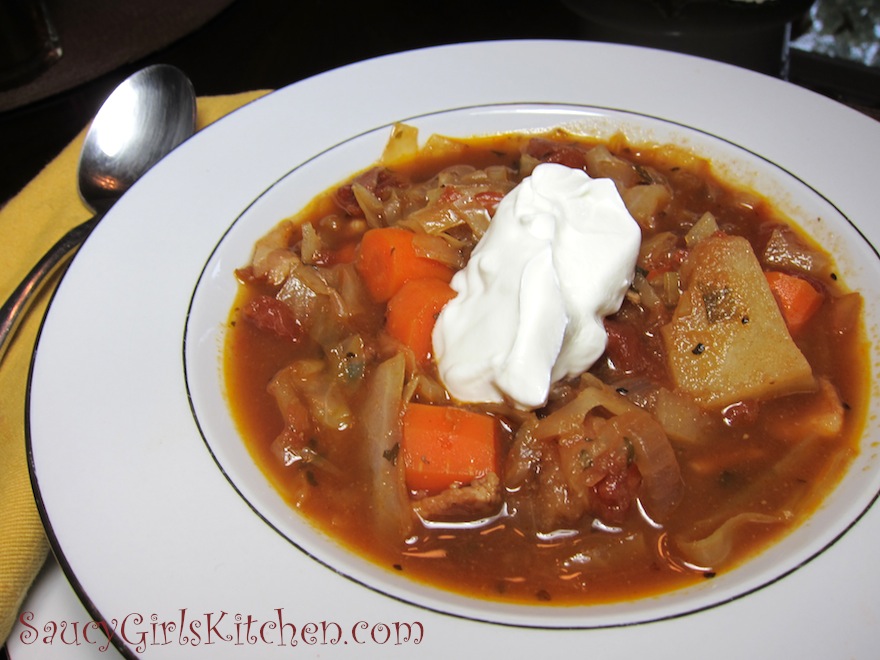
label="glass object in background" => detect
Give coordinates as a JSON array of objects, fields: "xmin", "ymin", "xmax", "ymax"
[
  {"xmin": 0, "ymin": 0, "xmax": 61, "ymax": 90},
  {"xmin": 560, "ymin": 0, "xmax": 816, "ymax": 77},
  {"xmin": 791, "ymin": 0, "xmax": 880, "ymax": 67}
]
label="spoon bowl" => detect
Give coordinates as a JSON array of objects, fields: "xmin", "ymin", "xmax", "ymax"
[
  {"xmin": 0, "ymin": 64, "xmax": 196, "ymax": 363},
  {"xmin": 78, "ymin": 65, "xmax": 196, "ymax": 214}
]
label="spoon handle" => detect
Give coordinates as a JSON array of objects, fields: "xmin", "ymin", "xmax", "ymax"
[{"xmin": 0, "ymin": 215, "xmax": 99, "ymax": 366}]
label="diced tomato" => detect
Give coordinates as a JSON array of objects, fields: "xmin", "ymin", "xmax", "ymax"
[
  {"xmin": 593, "ymin": 464, "xmax": 642, "ymax": 524},
  {"xmin": 333, "ymin": 167, "xmax": 402, "ymax": 216},
  {"xmin": 603, "ymin": 318, "xmax": 665, "ymax": 379},
  {"xmin": 242, "ymin": 295, "xmax": 302, "ymax": 341},
  {"xmin": 644, "ymin": 249, "xmax": 688, "ymax": 278},
  {"xmin": 524, "ymin": 137, "xmax": 588, "ymax": 169},
  {"xmin": 437, "ymin": 186, "xmax": 462, "ymax": 203},
  {"xmin": 435, "ymin": 187, "xmax": 504, "ymax": 215},
  {"xmin": 474, "ymin": 190, "xmax": 505, "ymax": 215}
]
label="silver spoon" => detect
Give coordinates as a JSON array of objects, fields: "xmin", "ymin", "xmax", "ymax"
[{"xmin": 0, "ymin": 64, "xmax": 196, "ymax": 365}]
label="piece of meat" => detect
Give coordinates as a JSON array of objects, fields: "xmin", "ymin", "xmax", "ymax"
[{"xmin": 413, "ymin": 473, "xmax": 502, "ymax": 522}]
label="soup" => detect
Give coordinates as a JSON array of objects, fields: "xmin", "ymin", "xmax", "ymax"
[{"xmin": 223, "ymin": 126, "xmax": 867, "ymax": 605}]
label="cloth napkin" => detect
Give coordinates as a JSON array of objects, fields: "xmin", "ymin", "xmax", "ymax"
[{"xmin": 0, "ymin": 88, "xmax": 271, "ymax": 645}]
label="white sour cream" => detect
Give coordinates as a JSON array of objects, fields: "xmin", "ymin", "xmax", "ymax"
[{"xmin": 432, "ymin": 162, "xmax": 640, "ymax": 409}]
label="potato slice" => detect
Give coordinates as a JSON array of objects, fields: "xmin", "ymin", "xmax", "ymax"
[{"xmin": 661, "ymin": 234, "xmax": 815, "ymax": 408}]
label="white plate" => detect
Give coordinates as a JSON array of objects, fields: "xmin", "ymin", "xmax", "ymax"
[
  {"xmin": 8, "ymin": 558, "xmax": 113, "ymax": 659},
  {"xmin": 27, "ymin": 40, "xmax": 880, "ymax": 658}
]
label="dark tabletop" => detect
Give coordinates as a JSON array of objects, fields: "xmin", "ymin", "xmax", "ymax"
[
  {"xmin": 0, "ymin": 0, "xmax": 877, "ymax": 207},
  {"xmin": 0, "ymin": 0, "xmax": 580, "ymax": 206}
]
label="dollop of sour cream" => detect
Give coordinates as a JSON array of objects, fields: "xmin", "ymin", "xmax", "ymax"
[{"xmin": 432, "ymin": 162, "xmax": 641, "ymax": 409}]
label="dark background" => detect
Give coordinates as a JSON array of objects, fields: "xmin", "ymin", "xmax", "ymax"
[
  {"xmin": 0, "ymin": 0, "xmax": 576, "ymax": 205},
  {"xmin": 0, "ymin": 0, "xmax": 877, "ymax": 207}
]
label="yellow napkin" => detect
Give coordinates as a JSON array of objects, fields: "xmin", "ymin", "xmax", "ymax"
[{"xmin": 0, "ymin": 88, "xmax": 271, "ymax": 645}]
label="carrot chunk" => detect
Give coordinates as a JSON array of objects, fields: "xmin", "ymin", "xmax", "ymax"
[
  {"xmin": 402, "ymin": 404, "xmax": 499, "ymax": 492},
  {"xmin": 765, "ymin": 271, "xmax": 823, "ymax": 335},
  {"xmin": 355, "ymin": 227, "xmax": 454, "ymax": 302},
  {"xmin": 386, "ymin": 278, "xmax": 456, "ymax": 365}
]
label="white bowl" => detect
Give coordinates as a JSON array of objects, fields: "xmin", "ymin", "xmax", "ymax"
[{"xmin": 184, "ymin": 103, "xmax": 880, "ymax": 628}]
